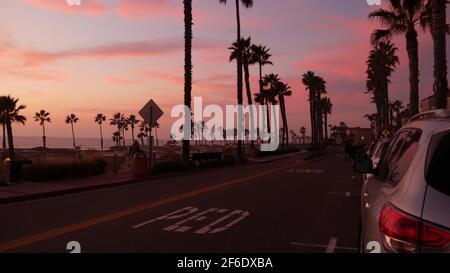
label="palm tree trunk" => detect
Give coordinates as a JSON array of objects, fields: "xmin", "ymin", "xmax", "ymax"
[
  {"xmin": 406, "ymin": 28, "xmax": 420, "ymax": 115},
  {"xmin": 309, "ymin": 92, "xmax": 315, "ymax": 145},
  {"xmin": 281, "ymin": 95, "xmax": 289, "ymax": 148},
  {"xmin": 432, "ymin": 0, "xmax": 449, "ymax": 109},
  {"xmin": 71, "ymin": 122, "xmax": 76, "ymax": 149},
  {"xmin": 6, "ymin": 119, "xmax": 14, "ymax": 159},
  {"xmin": 243, "ymin": 58, "xmax": 255, "ymax": 150},
  {"xmin": 100, "ymin": 124, "xmax": 104, "ymax": 151},
  {"xmin": 42, "ymin": 122, "xmax": 46, "ymax": 149},
  {"xmin": 155, "ymin": 126, "xmax": 159, "ymax": 147},
  {"xmin": 183, "ymin": 0, "xmax": 193, "ymax": 164},
  {"xmin": 235, "ymin": 0, "xmax": 244, "ymax": 158},
  {"xmin": 3, "ymin": 120, "xmax": 6, "ymax": 151},
  {"xmin": 324, "ymin": 113, "xmax": 328, "ymax": 141}
]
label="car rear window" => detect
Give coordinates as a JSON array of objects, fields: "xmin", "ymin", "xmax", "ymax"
[{"xmin": 427, "ymin": 132, "xmax": 450, "ymax": 196}]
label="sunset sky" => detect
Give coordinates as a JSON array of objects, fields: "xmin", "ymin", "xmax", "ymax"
[{"xmin": 0, "ymin": 0, "xmax": 444, "ymax": 140}]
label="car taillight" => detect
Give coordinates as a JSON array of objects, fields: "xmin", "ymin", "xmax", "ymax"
[
  {"xmin": 379, "ymin": 203, "xmax": 450, "ymax": 253},
  {"xmin": 421, "ymin": 224, "xmax": 450, "ymax": 249}
]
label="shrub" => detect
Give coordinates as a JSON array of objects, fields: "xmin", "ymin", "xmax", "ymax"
[{"xmin": 23, "ymin": 157, "xmax": 107, "ymax": 182}]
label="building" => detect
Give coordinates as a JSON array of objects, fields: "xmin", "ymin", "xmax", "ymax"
[{"xmin": 420, "ymin": 94, "xmax": 450, "ymax": 112}]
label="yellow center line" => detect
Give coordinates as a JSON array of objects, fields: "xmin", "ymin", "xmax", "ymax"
[{"xmin": 0, "ymin": 159, "xmax": 310, "ymax": 252}]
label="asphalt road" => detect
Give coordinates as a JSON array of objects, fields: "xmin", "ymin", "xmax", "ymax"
[{"xmin": 0, "ymin": 149, "xmax": 361, "ymax": 253}]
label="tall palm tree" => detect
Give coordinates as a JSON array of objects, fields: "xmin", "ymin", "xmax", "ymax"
[
  {"xmin": 112, "ymin": 131, "xmax": 121, "ymax": 148},
  {"xmin": 251, "ymin": 44, "xmax": 273, "ymax": 105},
  {"xmin": 219, "ymin": 0, "xmax": 254, "ymax": 158},
  {"xmin": 261, "ymin": 73, "xmax": 280, "ymax": 136},
  {"xmin": 0, "ymin": 96, "xmax": 26, "ymax": 159},
  {"xmin": 65, "ymin": 114, "xmax": 79, "ymax": 149},
  {"xmin": 430, "ymin": 0, "xmax": 449, "ymax": 109},
  {"xmin": 274, "ymin": 81, "xmax": 292, "ymax": 148},
  {"xmin": 366, "ymin": 40, "xmax": 399, "ymax": 133},
  {"xmin": 369, "ymin": 0, "xmax": 429, "ymax": 116},
  {"xmin": 183, "ymin": 0, "xmax": 193, "ymax": 164},
  {"xmin": 0, "ymin": 97, "xmax": 8, "ymax": 152},
  {"xmin": 34, "ymin": 110, "xmax": 51, "ymax": 149},
  {"xmin": 230, "ymin": 37, "xmax": 256, "ymax": 149},
  {"xmin": 127, "ymin": 115, "xmax": 140, "ymax": 143},
  {"xmin": 110, "ymin": 112, "xmax": 124, "ymax": 147},
  {"xmin": 302, "ymin": 72, "xmax": 326, "ymax": 145},
  {"xmin": 95, "ymin": 113, "xmax": 106, "ymax": 151},
  {"xmin": 321, "ymin": 97, "xmax": 333, "ymax": 140},
  {"xmin": 139, "ymin": 121, "xmax": 150, "ymax": 145}
]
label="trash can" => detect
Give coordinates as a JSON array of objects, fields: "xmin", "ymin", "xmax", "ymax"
[{"xmin": 132, "ymin": 152, "xmax": 148, "ymax": 178}]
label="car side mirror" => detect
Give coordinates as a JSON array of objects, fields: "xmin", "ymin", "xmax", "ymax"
[{"xmin": 353, "ymin": 159, "xmax": 374, "ymax": 174}]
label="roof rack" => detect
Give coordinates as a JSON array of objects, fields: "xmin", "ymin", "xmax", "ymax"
[{"xmin": 409, "ymin": 109, "xmax": 450, "ymax": 123}]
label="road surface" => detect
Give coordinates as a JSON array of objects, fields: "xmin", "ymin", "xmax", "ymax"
[{"xmin": 0, "ymin": 149, "xmax": 361, "ymax": 253}]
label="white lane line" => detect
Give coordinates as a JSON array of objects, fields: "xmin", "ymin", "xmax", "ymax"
[
  {"xmin": 290, "ymin": 241, "xmax": 358, "ymax": 251},
  {"xmin": 325, "ymin": 237, "xmax": 338, "ymax": 253}
]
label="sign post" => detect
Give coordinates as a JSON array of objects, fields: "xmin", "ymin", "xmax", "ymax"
[{"xmin": 139, "ymin": 100, "xmax": 163, "ymax": 175}]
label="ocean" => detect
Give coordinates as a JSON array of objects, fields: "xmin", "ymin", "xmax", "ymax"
[{"xmin": 11, "ymin": 136, "xmax": 134, "ymax": 150}]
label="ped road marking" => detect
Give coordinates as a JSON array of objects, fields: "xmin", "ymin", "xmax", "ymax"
[{"xmin": 0, "ymin": 160, "xmax": 308, "ymax": 252}]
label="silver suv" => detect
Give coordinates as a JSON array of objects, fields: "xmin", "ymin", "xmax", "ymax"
[{"xmin": 354, "ymin": 110, "xmax": 450, "ymax": 253}]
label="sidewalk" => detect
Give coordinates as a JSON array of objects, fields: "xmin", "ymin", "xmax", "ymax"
[
  {"xmin": 0, "ymin": 172, "xmax": 141, "ymax": 205},
  {"xmin": 0, "ymin": 147, "xmax": 327, "ymax": 205}
]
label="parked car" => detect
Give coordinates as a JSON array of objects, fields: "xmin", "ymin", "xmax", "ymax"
[{"xmin": 354, "ymin": 110, "xmax": 450, "ymax": 253}]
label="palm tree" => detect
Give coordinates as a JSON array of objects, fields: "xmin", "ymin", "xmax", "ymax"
[
  {"xmin": 34, "ymin": 110, "xmax": 51, "ymax": 149},
  {"xmin": 139, "ymin": 121, "xmax": 150, "ymax": 145},
  {"xmin": 65, "ymin": 114, "xmax": 79, "ymax": 149},
  {"xmin": 95, "ymin": 113, "xmax": 106, "ymax": 151},
  {"xmin": 390, "ymin": 100, "xmax": 405, "ymax": 130},
  {"xmin": 0, "ymin": 97, "xmax": 6, "ymax": 152},
  {"xmin": 112, "ymin": 131, "xmax": 122, "ymax": 148},
  {"xmin": 153, "ymin": 121, "xmax": 160, "ymax": 147},
  {"xmin": 127, "ymin": 115, "xmax": 140, "ymax": 143},
  {"xmin": 430, "ymin": 0, "xmax": 449, "ymax": 109},
  {"xmin": 251, "ymin": 44, "xmax": 273, "ymax": 104},
  {"xmin": 302, "ymin": 72, "xmax": 326, "ymax": 145},
  {"xmin": 274, "ymin": 81, "xmax": 292, "ymax": 148},
  {"xmin": 110, "ymin": 112, "xmax": 124, "ymax": 147},
  {"xmin": 219, "ymin": 0, "xmax": 254, "ymax": 158},
  {"xmin": 366, "ymin": 40, "xmax": 399, "ymax": 133},
  {"xmin": 183, "ymin": 0, "xmax": 193, "ymax": 164},
  {"xmin": 321, "ymin": 97, "xmax": 333, "ymax": 140},
  {"xmin": 0, "ymin": 96, "xmax": 26, "ymax": 159},
  {"xmin": 230, "ymin": 37, "xmax": 257, "ymax": 150},
  {"xmin": 369, "ymin": 0, "xmax": 429, "ymax": 116}
]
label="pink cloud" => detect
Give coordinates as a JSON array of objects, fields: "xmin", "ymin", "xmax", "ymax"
[{"xmin": 23, "ymin": 0, "xmax": 110, "ymax": 15}]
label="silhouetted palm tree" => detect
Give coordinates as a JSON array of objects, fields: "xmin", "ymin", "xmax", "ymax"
[
  {"xmin": 274, "ymin": 81, "xmax": 292, "ymax": 148},
  {"xmin": 251, "ymin": 44, "xmax": 273, "ymax": 105},
  {"xmin": 127, "ymin": 115, "xmax": 140, "ymax": 143},
  {"xmin": 390, "ymin": 100, "xmax": 404, "ymax": 130},
  {"xmin": 0, "ymin": 96, "xmax": 26, "ymax": 158},
  {"xmin": 183, "ymin": 0, "xmax": 193, "ymax": 164},
  {"xmin": 321, "ymin": 97, "xmax": 333, "ymax": 140},
  {"xmin": 110, "ymin": 112, "xmax": 125, "ymax": 147},
  {"xmin": 139, "ymin": 121, "xmax": 150, "ymax": 145},
  {"xmin": 34, "ymin": 110, "xmax": 51, "ymax": 149},
  {"xmin": 112, "ymin": 131, "xmax": 122, "ymax": 148},
  {"xmin": 95, "ymin": 113, "xmax": 106, "ymax": 151},
  {"xmin": 369, "ymin": 0, "xmax": 429, "ymax": 115},
  {"xmin": 302, "ymin": 72, "xmax": 326, "ymax": 145},
  {"xmin": 153, "ymin": 121, "xmax": 160, "ymax": 147},
  {"xmin": 65, "ymin": 114, "xmax": 79, "ymax": 149},
  {"xmin": 230, "ymin": 37, "xmax": 256, "ymax": 149},
  {"xmin": 219, "ymin": 0, "xmax": 254, "ymax": 158},
  {"xmin": 366, "ymin": 40, "xmax": 399, "ymax": 133},
  {"xmin": 430, "ymin": 0, "xmax": 449, "ymax": 109}
]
